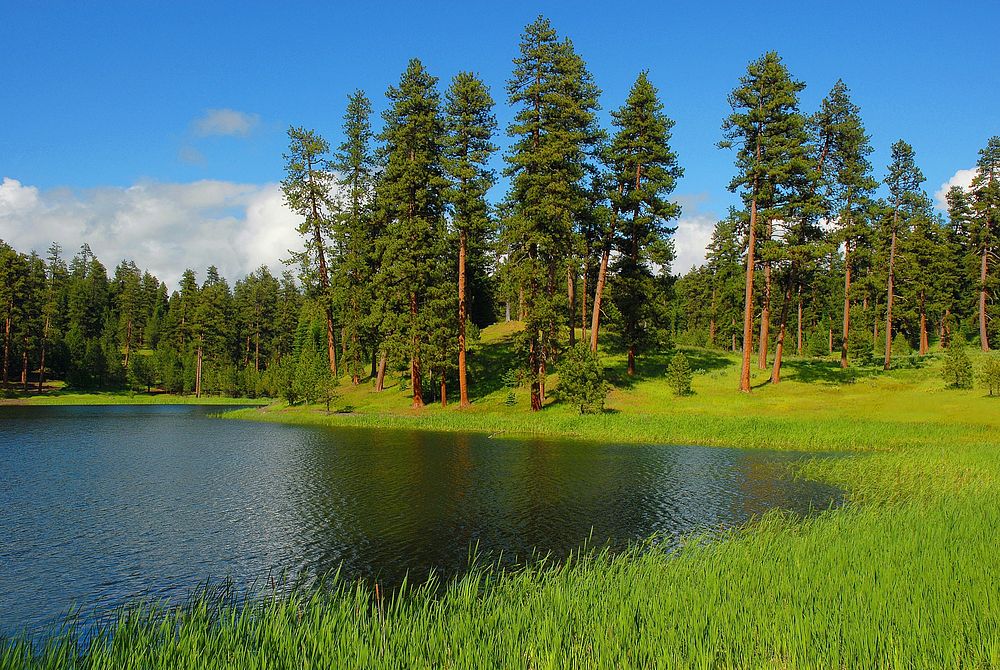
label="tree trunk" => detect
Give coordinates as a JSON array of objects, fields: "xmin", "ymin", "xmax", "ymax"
[
  {"xmin": 505, "ymin": 302, "xmax": 510, "ymax": 322},
  {"xmin": 709, "ymin": 287, "xmax": 717, "ymax": 346},
  {"xmin": 740, "ymin": 195, "xmax": 759, "ymax": 393},
  {"xmin": 195, "ymin": 343, "xmax": 203, "ymax": 398},
  {"xmin": 796, "ymin": 285, "xmax": 804, "ymax": 356},
  {"xmin": 981, "ymin": 248, "xmax": 990, "ymax": 351},
  {"xmin": 38, "ymin": 315, "xmax": 49, "ymax": 392},
  {"xmin": 440, "ymin": 378, "xmax": 447, "ymax": 408},
  {"xmin": 567, "ymin": 264, "xmax": 576, "ymax": 347},
  {"xmin": 21, "ymin": 348, "xmax": 29, "ymax": 391},
  {"xmin": 758, "ymin": 256, "xmax": 771, "ymax": 370},
  {"xmin": 771, "ymin": 281, "xmax": 792, "ymax": 384},
  {"xmin": 375, "ymin": 351, "xmax": 387, "ymax": 392},
  {"xmin": 919, "ymin": 292, "xmax": 929, "ymax": 356},
  {"xmin": 841, "ymin": 241, "xmax": 852, "ymax": 368},
  {"xmin": 325, "ymin": 315, "xmax": 337, "ymax": 377},
  {"xmin": 580, "ymin": 260, "xmax": 589, "ymax": 344},
  {"xmin": 410, "ymin": 292, "xmax": 423, "ymax": 408},
  {"xmin": 3, "ymin": 310, "xmax": 12, "ymax": 388},
  {"xmin": 884, "ymin": 218, "xmax": 899, "ymax": 370},
  {"xmin": 458, "ymin": 230, "xmax": 470, "ymax": 407},
  {"xmin": 124, "ymin": 319, "xmax": 132, "ymax": 370},
  {"xmin": 254, "ymin": 327, "xmax": 260, "ymax": 373},
  {"xmin": 590, "ymin": 240, "xmax": 612, "ymax": 352}
]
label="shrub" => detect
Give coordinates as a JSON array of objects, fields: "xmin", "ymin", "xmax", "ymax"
[
  {"xmin": 667, "ymin": 351, "xmax": 693, "ymax": 396},
  {"xmin": 557, "ymin": 344, "xmax": 607, "ymax": 414},
  {"xmin": 942, "ymin": 336, "xmax": 973, "ymax": 389},
  {"xmin": 501, "ymin": 368, "xmax": 521, "ymax": 406},
  {"xmin": 979, "ymin": 357, "xmax": 1000, "ymax": 396},
  {"xmin": 891, "ymin": 333, "xmax": 913, "ymax": 367}
]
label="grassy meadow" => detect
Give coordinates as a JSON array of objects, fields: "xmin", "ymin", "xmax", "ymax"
[{"xmin": 4, "ymin": 322, "xmax": 1000, "ymax": 668}]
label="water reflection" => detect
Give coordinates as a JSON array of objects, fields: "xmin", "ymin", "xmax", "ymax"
[{"xmin": 0, "ymin": 405, "xmax": 840, "ymax": 635}]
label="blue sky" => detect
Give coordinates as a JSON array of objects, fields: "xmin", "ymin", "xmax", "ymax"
[{"xmin": 2, "ymin": 1, "xmax": 998, "ymax": 285}]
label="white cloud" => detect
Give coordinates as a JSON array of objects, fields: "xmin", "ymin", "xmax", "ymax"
[
  {"xmin": 192, "ymin": 108, "xmax": 260, "ymax": 137},
  {"xmin": 0, "ymin": 177, "xmax": 301, "ymax": 290},
  {"xmin": 671, "ymin": 193, "xmax": 716, "ymax": 273},
  {"xmin": 934, "ymin": 167, "xmax": 977, "ymax": 210}
]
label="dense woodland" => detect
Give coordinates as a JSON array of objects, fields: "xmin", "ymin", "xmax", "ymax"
[{"xmin": 1, "ymin": 17, "xmax": 997, "ymax": 405}]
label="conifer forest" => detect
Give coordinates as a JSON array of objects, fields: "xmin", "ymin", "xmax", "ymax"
[{"xmin": 2, "ymin": 19, "xmax": 997, "ymax": 407}]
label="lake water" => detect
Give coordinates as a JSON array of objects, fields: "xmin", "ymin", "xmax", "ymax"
[{"xmin": 0, "ymin": 405, "xmax": 841, "ymax": 636}]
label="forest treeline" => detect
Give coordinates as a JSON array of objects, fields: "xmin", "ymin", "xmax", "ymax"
[{"xmin": 1, "ymin": 17, "xmax": 997, "ymax": 403}]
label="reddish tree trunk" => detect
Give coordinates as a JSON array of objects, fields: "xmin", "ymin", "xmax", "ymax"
[
  {"xmin": 884, "ymin": 221, "xmax": 899, "ymax": 370},
  {"xmin": 375, "ymin": 351, "xmax": 387, "ymax": 392},
  {"xmin": 981, "ymin": 248, "xmax": 990, "ymax": 351},
  {"xmin": 440, "ymin": 378, "xmax": 447, "ymax": 408},
  {"xmin": 457, "ymin": 230, "xmax": 469, "ymax": 407},
  {"xmin": 841, "ymin": 242, "xmax": 852, "ymax": 368},
  {"xmin": 38, "ymin": 315, "xmax": 49, "ymax": 392},
  {"xmin": 758, "ymin": 257, "xmax": 771, "ymax": 370},
  {"xmin": 21, "ymin": 348, "xmax": 28, "ymax": 391},
  {"xmin": 590, "ymin": 233, "xmax": 613, "ymax": 352},
  {"xmin": 796, "ymin": 285, "xmax": 804, "ymax": 356},
  {"xmin": 740, "ymin": 196, "xmax": 759, "ymax": 393},
  {"xmin": 771, "ymin": 282, "xmax": 792, "ymax": 384},
  {"xmin": 3, "ymin": 310, "xmax": 12, "ymax": 388},
  {"xmin": 410, "ymin": 292, "xmax": 423, "ymax": 408},
  {"xmin": 195, "ymin": 342, "xmax": 203, "ymax": 398},
  {"xmin": 567, "ymin": 264, "xmax": 576, "ymax": 347},
  {"xmin": 709, "ymin": 287, "xmax": 717, "ymax": 346}
]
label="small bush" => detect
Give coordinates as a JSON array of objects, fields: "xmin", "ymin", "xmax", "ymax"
[
  {"xmin": 501, "ymin": 368, "xmax": 521, "ymax": 406},
  {"xmin": 667, "ymin": 352, "xmax": 694, "ymax": 396},
  {"xmin": 557, "ymin": 344, "xmax": 607, "ymax": 414},
  {"xmin": 891, "ymin": 333, "xmax": 913, "ymax": 368},
  {"xmin": 942, "ymin": 337, "xmax": 973, "ymax": 389},
  {"xmin": 979, "ymin": 357, "xmax": 1000, "ymax": 396}
]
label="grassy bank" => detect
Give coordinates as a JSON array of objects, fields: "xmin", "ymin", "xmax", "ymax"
[
  {"xmin": 1, "ymin": 390, "xmax": 268, "ymax": 407},
  {"xmin": 4, "ymin": 324, "xmax": 999, "ymax": 668}
]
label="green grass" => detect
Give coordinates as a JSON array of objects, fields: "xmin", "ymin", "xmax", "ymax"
[
  {"xmin": 1, "ymin": 390, "xmax": 268, "ymax": 406},
  {"xmin": 4, "ymin": 324, "xmax": 1000, "ymax": 668}
]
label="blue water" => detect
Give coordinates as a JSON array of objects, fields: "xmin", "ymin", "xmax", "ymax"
[{"xmin": 0, "ymin": 404, "xmax": 841, "ymax": 636}]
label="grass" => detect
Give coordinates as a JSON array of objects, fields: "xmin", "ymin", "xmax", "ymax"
[
  {"xmin": 1, "ymin": 387, "xmax": 268, "ymax": 407},
  {"xmin": 4, "ymin": 323, "xmax": 1000, "ymax": 668}
]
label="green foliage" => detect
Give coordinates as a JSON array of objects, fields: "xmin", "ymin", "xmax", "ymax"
[
  {"xmin": 891, "ymin": 332, "xmax": 913, "ymax": 367},
  {"xmin": 942, "ymin": 337, "xmax": 973, "ymax": 389},
  {"xmin": 556, "ymin": 344, "xmax": 607, "ymax": 414},
  {"xmin": 127, "ymin": 353, "xmax": 155, "ymax": 392},
  {"xmin": 979, "ymin": 356, "xmax": 1000, "ymax": 396},
  {"xmin": 500, "ymin": 368, "xmax": 520, "ymax": 406},
  {"xmin": 666, "ymin": 351, "xmax": 693, "ymax": 396}
]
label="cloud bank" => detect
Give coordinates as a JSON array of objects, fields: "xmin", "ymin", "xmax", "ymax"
[{"xmin": 0, "ymin": 177, "xmax": 301, "ymax": 290}]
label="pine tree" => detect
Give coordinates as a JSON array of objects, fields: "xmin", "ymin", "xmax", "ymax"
[
  {"xmin": 882, "ymin": 140, "xmax": 925, "ymax": 369},
  {"xmin": 942, "ymin": 336, "xmax": 973, "ymax": 389},
  {"xmin": 969, "ymin": 136, "xmax": 1000, "ymax": 351},
  {"xmin": 602, "ymin": 71, "xmax": 682, "ymax": 375},
  {"xmin": 444, "ymin": 71, "xmax": 497, "ymax": 407},
  {"xmin": 667, "ymin": 351, "xmax": 693, "ymax": 396},
  {"xmin": 375, "ymin": 58, "xmax": 449, "ymax": 408},
  {"xmin": 332, "ymin": 91, "xmax": 378, "ymax": 384},
  {"xmin": 720, "ymin": 51, "xmax": 807, "ymax": 392},
  {"xmin": 504, "ymin": 16, "xmax": 602, "ymax": 410},
  {"xmin": 283, "ymin": 127, "xmax": 338, "ymax": 375},
  {"xmin": 812, "ymin": 80, "xmax": 876, "ymax": 368}
]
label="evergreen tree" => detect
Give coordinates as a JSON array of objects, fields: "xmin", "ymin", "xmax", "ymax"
[
  {"xmin": 375, "ymin": 58, "xmax": 449, "ymax": 408},
  {"xmin": 504, "ymin": 16, "xmax": 602, "ymax": 410},
  {"xmin": 667, "ymin": 351, "xmax": 693, "ymax": 396},
  {"xmin": 444, "ymin": 71, "xmax": 497, "ymax": 407},
  {"xmin": 881, "ymin": 140, "xmax": 925, "ymax": 369},
  {"xmin": 556, "ymin": 343, "xmax": 607, "ymax": 413},
  {"xmin": 332, "ymin": 90, "xmax": 378, "ymax": 384},
  {"xmin": 602, "ymin": 71, "xmax": 682, "ymax": 376},
  {"xmin": 969, "ymin": 136, "xmax": 1000, "ymax": 351},
  {"xmin": 942, "ymin": 336, "xmax": 973, "ymax": 389},
  {"xmin": 283, "ymin": 127, "xmax": 338, "ymax": 375},
  {"xmin": 720, "ymin": 51, "xmax": 808, "ymax": 392},
  {"xmin": 812, "ymin": 80, "xmax": 876, "ymax": 368}
]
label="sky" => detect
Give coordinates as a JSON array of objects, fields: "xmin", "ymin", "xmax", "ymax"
[{"xmin": 1, "ymin": 1, "xmax": 998, "ymax": 288}]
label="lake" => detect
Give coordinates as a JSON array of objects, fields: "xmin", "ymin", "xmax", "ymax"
[{"xmin": 0, "ymin": 405, "xmax": 841, "ymax": 636}]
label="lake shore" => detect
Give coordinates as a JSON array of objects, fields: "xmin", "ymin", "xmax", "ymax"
[
  {"xmin": 5, "ymin": 348, "xmax": 1000, "ymax": 667},
  {"xmin": 0, "ymin": 391, "xmax": 268, "ymax": 406}
]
